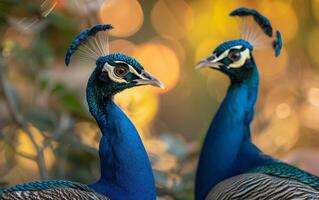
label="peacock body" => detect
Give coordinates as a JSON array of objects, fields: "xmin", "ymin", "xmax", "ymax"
[
  {"xmin": 0, "ymin": 180, "xmax": 110, "ymax": 200},
  {"xmin": 195, "ymin": 8, "xmax": 319, "ymax": 200},
  {"xmin": 0, "ymin": 24, "xmax": 163, "ymax": 200}
]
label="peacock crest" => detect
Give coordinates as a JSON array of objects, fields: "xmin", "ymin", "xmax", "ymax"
[
  {"xmin": 65, "ymin": 24, "xmax": 113, "ymax": 66},
  {"xmin": 230, "ymin": 7, "xmax": 282, "ymax": 57}
]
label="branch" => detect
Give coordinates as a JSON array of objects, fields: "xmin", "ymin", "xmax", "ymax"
[{"xmin": 0, "ymin": 57, "xmax": 49, "ymax": 179}]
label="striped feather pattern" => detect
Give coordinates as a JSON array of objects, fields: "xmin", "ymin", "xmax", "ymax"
[
  {"xmin": 250, "ymin": 163, "xmax": 319, "ymax": 191},
  {"xmin": 206, "ymin": 173, "xmax": 319, "ymax": 200},
  {"xmin": 1, "ymin": 188, "xmax": 110, "ymax": 200},
  {"xmin": 0, "ymin": 180, "xmax": 95, "ymax": 194}
]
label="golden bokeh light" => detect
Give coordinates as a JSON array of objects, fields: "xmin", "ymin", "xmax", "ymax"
[
  {"xmin": 254, "ymin": 47, "xmax": 289, "ymax": 81},
  {"xmin": 99, "ymin": 0, "xmax": 144, "ymax": 37},
  {"xmin": 151, "ymin": 0, "xmax": 194, "ymax": 40},
  {"xmin": 206, "ymin": 73, "xmax": 229, "ymax": 102},
  {"xmin": 188, "ymin": 12, "xmax": 219, "ymax": 46},
  {"xmin": 276, "ymin": 103, "xmax": 291, "ymax": 119},
  {"xmin": 133, "ymin": 42, "xmax": 180, "ymax": 93},
  {"xmin": 75, "ymin": 122, "xmax": 99, "ymax": 149},
  {"xmin": 312, "ymin": 0, "xmax": 319, "ymax": 22},
  {"xmin": 114, "ymin": 87, "xmax": 159, "ymax": 131},
  {"xmin": 195, "ymin": 37, "xmax": 223, "ymax": 63},
  {"xmin": 308, "ymin": 87, "xmax": 319, "ymax": 107},
  {"xmin": 16, "ymin": 126, "xmax": 56, "ymax": 169},
  {"xmin": 152, "ymin": 37, "xmax": 186, "ymax": 63},
  {"xmin": 109, "ymin": 39, "xmax": 138, "ymax": 56},
  {"xmin": 300, "ymin": 103, "xmax": 319, "ymax": 131},
  {"xmin": 2, "ymin": 161, "xmax": 40, "ymax": 185},
  {"xmin": 209, "ymin": 0, "xmax": 240, "ymax": 38},
  {"xmin": 263, "ymin": 86, "xmax": 296, "ymax": 119},
  {"xmin": 188, "ymin": 0, "xmax": 242, "ymax": 46},
  {"xmin": 253, "ymin": 113, "xmax": 300, "ymax": 155},
  {"xmin": 144, "ymin": 139, "xmax": 168, "ymax": 155},
  {"xmin": 145, "ymin": 138, "xmax": 179, "ymax": 172},
  {"xmin": 307, "ymin": 27, "xmax": 319, "ymax": 65},
  {"xmin": 153, "ymin": 152, "xmax": 177, "ymax": 171}
]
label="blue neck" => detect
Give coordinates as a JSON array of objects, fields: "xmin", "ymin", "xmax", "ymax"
[
  {"xmin": 86, "ymin": 71, "xmax": 156, "ymax": 200},
  {"xmin": 195, "ymin": 60, "xmax": 277, "ymax": 200}
]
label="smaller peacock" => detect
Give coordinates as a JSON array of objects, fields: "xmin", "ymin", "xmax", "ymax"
[
  {"xmin": 195, "ymin": 7, "xmax": 319, "ymax": 200},
  {"xmin": 0, "ymin": 24, "xmax": 163, "ymax": 200}
]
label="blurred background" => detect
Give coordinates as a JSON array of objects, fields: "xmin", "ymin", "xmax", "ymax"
[{"xmin": 0, "ymin": 0, "xmax": 319, "ymax": 199}]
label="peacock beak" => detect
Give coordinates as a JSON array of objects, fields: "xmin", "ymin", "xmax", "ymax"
[
  {"xmin": 135, "ymin": 70, "xmax": 165, "ymax": 89},
  {"xmin": 195, "ymin": 54, "xmax": 221, "ymax": 70}
]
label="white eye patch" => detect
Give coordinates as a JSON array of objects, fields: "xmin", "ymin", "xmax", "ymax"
[
  {"xmin": 102, "ymin": 61, "xmax": 144, "ymax": 83},
  {"xmin": 228, "ymin": 48, "xmax": 251, "ymax": 68},
  {"xmin": 211, "ymin": 45, "xmax": 243, "ymax": 63}
]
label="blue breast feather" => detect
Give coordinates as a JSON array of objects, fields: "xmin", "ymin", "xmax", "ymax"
[
  {"xmin": 65, "ymin": 24, "xmax": 113, "ymax": 66},
  {"xmin": 0, "ymin": 180, "xmax": 95, "ymax": 196},
  {"xmin": 251, "ymin": 163, "xmax": 319, "ymax": 191}
]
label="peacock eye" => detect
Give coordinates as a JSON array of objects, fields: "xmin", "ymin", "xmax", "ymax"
[
  {"xmin": 228, "ymin": 50, "xmax": 241, "ymax": 61},
  {"xmin": 114, "ymin": 66, "xmax": 129, "ymax": 77}
]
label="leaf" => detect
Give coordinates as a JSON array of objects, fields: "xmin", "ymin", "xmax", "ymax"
[{"xmin": 50, "ymin": 83, "xmax": 88, "ymax": 118}]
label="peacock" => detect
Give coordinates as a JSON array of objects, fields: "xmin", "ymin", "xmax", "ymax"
[
  {"xmin": 195, "ymin": 7, "xmax": 319, "ymax": 200},
  {"xmin": 0, "ymin": 24, "xmax": 163, "ymax": 200}
]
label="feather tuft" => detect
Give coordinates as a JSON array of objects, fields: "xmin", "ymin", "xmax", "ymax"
[
  {"xmin": 230, "ymin": 7, "xmax": 273, "ymax": 37},
  {"xmin": 273, "ymin": 31, "xmax": 283, "ymax": 57},
  {"xmin": 230, "ymin": 7, "xmax": 282, "ymax": 57},
  {"xmin": 65, "ymin": 24, "xmax": 113, "ymax": 66}
]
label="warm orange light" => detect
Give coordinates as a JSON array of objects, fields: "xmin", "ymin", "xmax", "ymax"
[
  {"xmin": 312, "ymin": 0, "xmax": 319, "ymax": 22},
  {"xmin": 152, "ymin": 37, "xmax": 186, "ymax": 63},
  {"xmin": 276, "ymin": 103, "xmax": 291, "ymax": 119},
  {"xmin": 254, "ymin": 47, "xmax": 288, "ymax": 81},
  {"xmin": 206, "ymin": 73, "xmax": 229, "ymax": 102},
  {"xmin": 307, "ymin": 27, "xmax": 319, "ymax": 65},
  {"xmin": 75, "ymin": 122, "xmax": 99, "ymax": 149},
  {"xmin": 188, "ymin": 0, "xmax": 241, "ymax": 46},
  {"xmin": 151, "ymin": 0, "xmax": 194, "ymax": 40},
  {"xmin": 115, "ymin": 87, "xmax": 159, "ymax": 129},
  {"xmin": 99, "ymin": 0, "xmax": 144, "ymax": 37},
  {"xmin": 16, "ymin": 126, "xmax": 55, "ymax": 170},
  {"xmin": 133, "ymin": 42, "xmax": 181, "ymax": 93},
  {"xmin": 195, "ymin": 37, "xmax": 223, "ymax": 62},
  {"xmin": 308, "ymin": 87, "xmax": 319, "ymax": 107},
  {"xmin": 262, "ymin": 86, "xmax": 296, "ymax": 119},
  {"xmin": 253, "ymin": 113, "xmax": 299, "ymax": 154},
  {"xmin": 109, "ymin": 39, "xmax": 138, "ymax": 56},
  {"xmin": 300, "ymin": 103, "xmax": 319, "ymax": 131}
]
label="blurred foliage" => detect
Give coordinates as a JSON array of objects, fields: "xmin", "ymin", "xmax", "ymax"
[{"xmin": 0, "ymin": 0, "xmax": 319, "ymax": 199}]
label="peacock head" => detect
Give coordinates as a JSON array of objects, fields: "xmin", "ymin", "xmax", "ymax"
[
  {"xmin": 65, "ymin": 24, "xmax": 163, "ymax": 97},
  {"xmin": 196, "ymin": 39, "xmax": 254, "ymax": 81},
  {"xmin": 195, "ymin": 7, "xmax": 282, "ymax": 82},
  {"xmin": 92, "ymin": 53, "xmax": 163, "ymax": 95}
]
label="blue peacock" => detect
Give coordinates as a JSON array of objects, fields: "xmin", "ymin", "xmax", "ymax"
[
  {"xmin": 0, "ymin": 24, "xmax": 163, "ymax": 200},
  {"xmin": 195, "ymin": 7, "xmax": 319, "ymax": 200}
]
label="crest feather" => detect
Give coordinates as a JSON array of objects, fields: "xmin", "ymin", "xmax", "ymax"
[
  {"xmin": 230, "ymin": 7, "xmax": 282, "ymax": 57},
  {"xmin": 65, "ymin": 24, "xmax": 113, "ymax": 66}
]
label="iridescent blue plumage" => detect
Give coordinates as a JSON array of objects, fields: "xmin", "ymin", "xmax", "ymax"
[
  {"xmin": 273, "ymin": 30, "xmax": 283, "ymax": 57},
  {"xmin": 1, "ymin": 24, "xmax": 162, "ymax": 200},
  {"xmin": 250, "ymin": 163, "xmax": 319, "ymax": 191},
  {"xmin": 65, "ymin": 24, "xmax": 113, "ymax": 66},
  {"xmin": 230, "ymin": 7, "xmax": 273, "ymax": 37},
  {"xmin": 195, "ymin": 7, "xmax": 318, "ymax": 200},
  {"xmin": 230, "ymin": 7, "xmax": 283, "ymax": 57},
  {"xmin": 0, "ymin": 180, "xmax": 94, "ymax": 195},
  {"xmin": 213, "ymin": 39, "xmax": 253, "ymax": 56}
]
